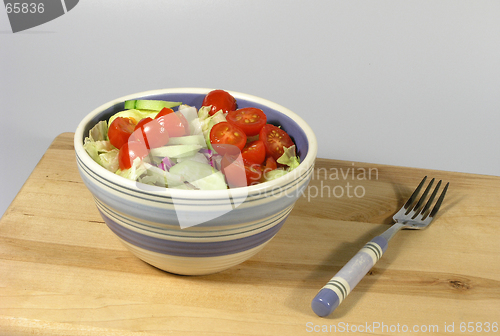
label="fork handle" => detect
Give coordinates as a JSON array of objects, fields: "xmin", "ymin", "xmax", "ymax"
[{"xmin": 311, "ymin": 235, "xmax": 388, "ymax": 317}]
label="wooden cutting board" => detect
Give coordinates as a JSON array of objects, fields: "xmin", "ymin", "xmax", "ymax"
[{"xmin": 1, "ymin": 133, "xmax": 499, "ymax": 336}]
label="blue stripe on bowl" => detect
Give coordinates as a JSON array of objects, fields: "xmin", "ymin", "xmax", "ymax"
[{"xmin": 99, "ymin": 209, "xmax": 288, "ymax": 257}]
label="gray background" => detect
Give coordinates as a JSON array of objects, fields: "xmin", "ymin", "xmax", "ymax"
[{"xmin": 1, "ymin": 0, "xmax": 499, "ymax": 217}]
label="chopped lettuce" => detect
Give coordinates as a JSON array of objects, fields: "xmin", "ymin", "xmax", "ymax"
[
  {"xmin": 98, "ymin": 149, "xmax": 119, "ymax": 172},
  {"xmin": 260, "ymin": 145, "xmax": 300, "ymax": 182},
  {"xmin": 84, "ymin": 99, "xmax": 301, "ymax": 191},
  {"xmin": 84, "ymin": 138, "xmax": 112, "ymax": 162},
  {"xmin": 277, "ymin": 145, "xmax": 300, "ymax": 171},
  {"xmin": 139, "ymin": 164, "xmax": 167, "ymax": 187},
  {"xmin": 89, "ymin": 120, "xmax": 108, "ymax": 141},
  {"xmin": 83, "ymin": 121, "xmax": 119, "ymax": 172},
  {"xmin": 178, "ymin": 105, "xmax": 199, "ymax": 135},
  {"xmin": 197, "ymin": 105, "xmax": 211, "ymax": 121},
  {"xmin": 117, "ymin": 157, "xmax": 148, "ymax": 181},
  {"xmin": 203, "ymin": 110, "xmax": 227, "ymax": 133},
  {"xmin": 137, "ymin": 163, "xmax": 180, "ymax": 188},
  {"xmin": 83, "ymin": 138, "xmax": 101, "ymax": 163},
  {"xmin": 263, "ymin": 168, "xmax": 288, "ymax": 181}
]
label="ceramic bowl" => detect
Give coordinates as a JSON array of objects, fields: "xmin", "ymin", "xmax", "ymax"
[{"xmin": 74, "ymin": 88, "xmax": 317, "ymax": 275}]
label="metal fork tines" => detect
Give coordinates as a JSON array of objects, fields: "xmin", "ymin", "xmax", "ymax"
[{"xmin": 393, "ymin": 176, "xmax": 450, "ymax": 229}]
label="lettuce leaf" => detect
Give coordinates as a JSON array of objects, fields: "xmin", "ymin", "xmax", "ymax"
[
  {"xmin": 117, "ymin": 157, "xmax": 148, "ymax": 181},
  {"xmin": 277, "ymin": 145, "xmax": 300, "ymax": 171},
  {"xmin": 263, "ymin": 168, "xmax": 288, "ymax": 181},
  {"xmin": 98, "ymin": 149, "xmax": 119, "ymax": 172},
  {"xmin": 89, "ymin": 120, "xmax": 108, "ymax": 141},
  {"xmin": 83, "ymin": 120, "xmax": 119, "ymax": 172}
]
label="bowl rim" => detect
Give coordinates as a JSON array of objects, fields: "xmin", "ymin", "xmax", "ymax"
[{"xmin": 74, "ymin": 87, "xmax": 318, "ymax": 199}]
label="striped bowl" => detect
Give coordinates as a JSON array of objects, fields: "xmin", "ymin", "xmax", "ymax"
[{"xmin": 74, "ymin": 88, "xmax": 317, "ymax": 275}]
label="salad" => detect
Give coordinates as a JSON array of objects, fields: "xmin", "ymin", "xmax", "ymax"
[{"xmin": 84, "ymin": 89, "xmax": 300, "ymax": 190}]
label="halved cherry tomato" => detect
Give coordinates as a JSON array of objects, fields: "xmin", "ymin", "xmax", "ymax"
[
  {"xmin": 210, "ymin": 122, "xmax": 247, "ymax": 154},
  {"xmin": 155, "ymin": 107, "xmax": 174, "ymax": 119},
  {"xmin": 245, "ymin": 163, "xmax": 262, "ymax": 186},
  {"xmin": 227, "ymin": 108, "xmax": 267, "ymax": 136},
  {"xmin": 134, "ymin": 117, "xmax": 153, "ymax": 131},
  {"xmin": 259, "ymin": 124, "xmax": 294, "ymax": 160},
  {"xmin": 131, "ymin": 117, "xmax": 170, "ymax": 149},
  {"xmin": 118, "ymin": 141, "xmax": 149, "ymax": 170},
  {"xmin": 156, "ymin": 112, "xmax": 187, "ymax": 138},
  {"xmin": 202, "ymin": 89, "xmax": 237, "ymax": 116},
  {"xmin": 108, "ymin": 117, "xmax": 136, "ymax": 149},
  {"xmin": 261, "ymin": 156, "xmax": 277, "ymax": 182},
  {"xmin": 221, "ymin": 153, "xmax": 263, "ymax": 187},
  {"xmin": 241, "ymin": 140, "xmax": 266, "ymax": 165},
  {"xmin": 263, "ymin": 156, "xmax": 277, "ymax": 171}
]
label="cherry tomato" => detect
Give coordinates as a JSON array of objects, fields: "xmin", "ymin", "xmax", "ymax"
[
  {"xmin": 155, "ymin": 107, "xmax": 174, "ymax": 119},
  {"xmin": 134, "ymin": 117, "xmax": 153, "ymax": 131},
  {"xmin": 261, "ymin": 156, "xmax": 277, "ymax": 182},
  {"xmin": 201, "ymin": 89, "xmax": 237, "ymax": 116},
  {"xmin": 156, "ymin": 112, "xmax": 187, "ymax": 138},
  {"xmin": 221, "ymin": 153, "xmax": 247, "ymax": 188},
  {"xmin": 227, "ymin": 108, "xmax": 267, "ymax": 136},
  {"xmin": 241, "ymin": 140, "xmax": 266, "ymax": 165},
  {"xmin": 263, "ymin": 156, "xmax": 277, "ymax": 171},
  {"xmin": 210, "ymin": 122, "xmax": 247, "ymax": 154},
  {"xmin": 108, "ymin": 117, "xmax": 136, "ymax": 149},
  {"xmin": 118, "ymin": 141, "xmax": 149, "ymax": 170},
  {"xmin": 245, "ymin": 163, "xmax": 262, "ymax": 186},
  {"xmin": 131, "ymin": 117, "xmax": 170, "ymax": 149},
  {"xmin": 221, "ymin": 153, "xmax": 263, "ymax": 187},
  {"xmin": 259, "ymin": 124, "xmax": 294, "ymax": 160}
]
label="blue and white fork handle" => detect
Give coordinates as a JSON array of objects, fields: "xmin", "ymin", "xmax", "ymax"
[
  {"xmin": 312, "ymin": 177, "xmax": 449, "ymax": 317},
  {"xmin": 311, "ymin": 233, "xmax": 392, "ymax": 317}
]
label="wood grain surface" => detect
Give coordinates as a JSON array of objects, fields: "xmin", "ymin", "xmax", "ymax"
[{"xmin": 1, "ymin": 133, "xmax": 499, "ymax": 335}]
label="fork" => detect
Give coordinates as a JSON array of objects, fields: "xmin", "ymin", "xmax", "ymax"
[{"xmin": 311, "ymin": 176, "xmax": 449, "ymax": 317}]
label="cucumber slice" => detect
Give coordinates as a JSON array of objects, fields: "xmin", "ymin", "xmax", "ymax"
[
  {"xmin": 190, "ymin": 171, "xmax": 227, "ymax": 190},
  {"xmin": 124, "ymin": 100, "xmax": 137, "ymax": 109},
  {"xmin": 166, "ymin": 135, "xmax": 206, "ymax": 147},
  {"xmin": 124, "ymin": 99, "xmax": 182, "ymax": 111},
  {"xmin": 150, "ymin": 144, "xmax": 202, "ymax": 159},
  {"xmin": 177, "ymin": 152, "xmax": 210, "ymax": 165},
  {"xmin": 169, "ymin": 160, "xmax": 214, "ymax": 182}
]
